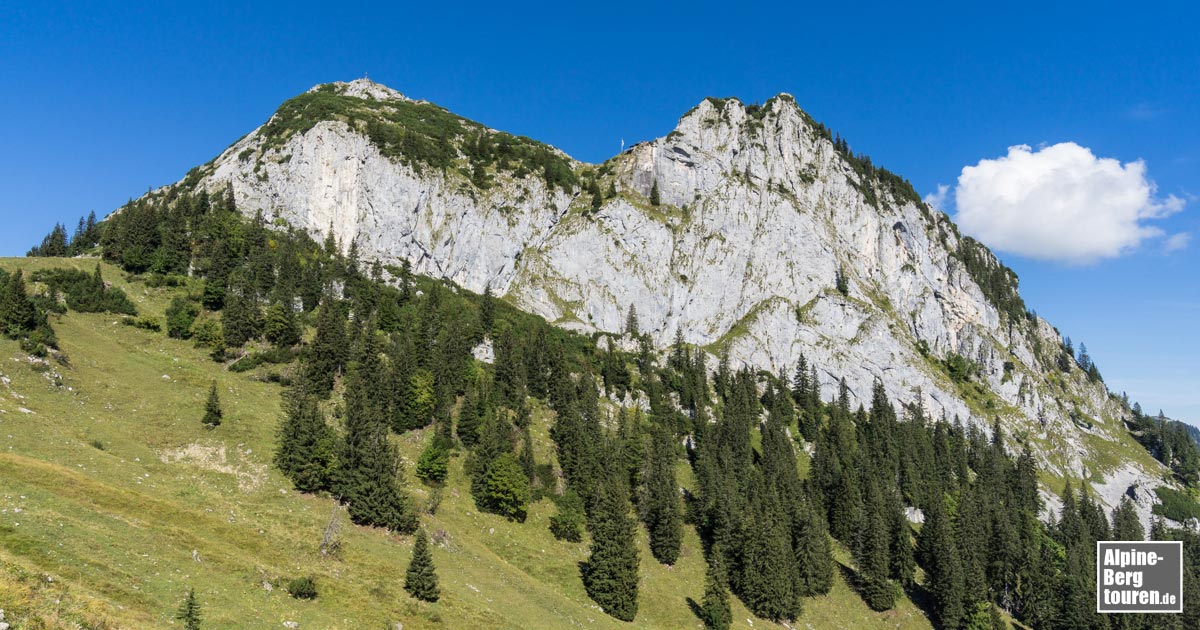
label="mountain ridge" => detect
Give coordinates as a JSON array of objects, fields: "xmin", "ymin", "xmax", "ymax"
[{"xmin": 142, "ymin": 78, "xmax": 1169, "ymax": 522}]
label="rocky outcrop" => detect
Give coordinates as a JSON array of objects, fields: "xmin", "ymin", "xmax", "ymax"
[{"xmin": 168, "ymin": 79, "xmax": 1167, "ymax": 520}]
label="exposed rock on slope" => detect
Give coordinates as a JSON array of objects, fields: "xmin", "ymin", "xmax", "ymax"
[{"xmin": 165, "ymin": 78, "xmax": 1166, "ymax": 519}]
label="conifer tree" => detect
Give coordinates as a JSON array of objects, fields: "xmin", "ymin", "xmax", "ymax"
[
  {"xmin": 920, "ymin": 491, "xmax": 964, "ymax": 630},
  {"xmin": 480, "ymin": 281, "xmax": 495, "ymax": 334},
  {"xmin": 855, "ymin": 477, "xmax": 896, "ymax": 611},
  {"xmin": 176, "ymin": 588, "xmax": 202, "ymax": 630},
  {"xmin": 493, "ymin": 326, "xmax": 527, "ymax": 409},
  {"xmin": 624, "ymin": 304, "xmax": 639, "ymax": 336},
  {"xmin": 264, "ymin": 301, "xmax": 300, "ymax": 347},
  {"xmin": 202, "ymin": 381, "xmax": 222, "ymax": 428},
  {"xmin": 221, "ymin": 274, "xmax": 261, "ymax": 348},
  {"xmin": 415, "ymin": 438, "xmax": 450, "ymax": 485},
  {"xmin": 737, "ymin": 484, "xmax": 801, "ymax": 621},
  {"xmin": 482, "ymin": 452, "xmax": 531, "ymax": 521},
  {"xmin": 700, "ymin": 557, "xmax": 732, "ymax": 630},
  {"xmin": 0, "ymin": 270, "xmax": 38, "ymax": 339},
  {"xmin": 275, "ymin": 389, "xmax": 337, "ymax": 493},
  {"xmin": 793, "ymin": 485, "xmax": 835, "ymax": 596},
  {"xmin": 649, "ymin": 179, "xmax": 661, "ymax": 206},
  {"xmin": 304, "ymin": 296, "xmax": 348, "ymax": 398},
  {"xmin": 405, "ymin": 528, "xmax": 440, "ymax": 602},
  {"xmin": 456, "ymin": 386, "xmax": 482, "ymax": 447},
  {"xmin": 1111, "ymin": 496, "xmax": 1145, "ymax": 541},
  {"xmin": 337, "ymin": 324, "xmax": 417, "ymax": 533},
  {"xmin": 642, "ymin": 424, "xmax": 682, "ymax": 565},
  {"xmin": 583, "ymin": 465, "xmax": 640, "ymax": 621},
  {"xmin": 550, "ymin": 489, "xmax": 586, "ymax": 542}
]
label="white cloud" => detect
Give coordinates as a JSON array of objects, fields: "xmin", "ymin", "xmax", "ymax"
[
  {"xmin": 923, "ymin": 184, "xmax": 949, "ymax": 212},
  {"xmin": 953, "ymin": 142, "xmax": 1185, "ymax": 264},
  {"xmin": 1165, "ymin": 232, "xmax": 1191, "ymax": 253}
]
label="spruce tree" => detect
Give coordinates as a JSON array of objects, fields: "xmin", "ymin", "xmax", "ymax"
[
  {"xmin": 405, "ymin": 528, "xmax": 440, "ymax": 602},
  {"xmin": 415, "ymin": 438, "xmax": 450, "ymax": 485},
  {"xmin": 304, "ymin": 296, "xmax": 348, "ymax": 398},
  {"xmin": 274, "ymin": 390, "xmax": 337, "ymax": 493},
  {"xmin": 700, "ymin": 557, "xmax": 732, "ymax": 630},
  {"xmin": 624, "ymin": 304, "xmax": 639, "ymax": 336},
  {"xmin": 642, "ymin": 424, "xmax": 682, "ymax": 565},
  {"xmin": 338, "ymin": 325, "xmax": 417, "ymax": 533},
  {"xmin": 482, "ymin": 452, "xmax": 531, "ymax": 521},
  {"xmin": 264, "ymin": 301, "xmax": 300, "ymax": 347},
  {"xmin": 550, "ymin": 489, "xmax": 586, "ymax": 542},
  {"xmin": 920, "ymin": 492, "xmax": 964, "ymax": 630},
  {"xmin": 0, "ymin": 270, "xmax": 38, "ymax": 339},
  {"xmin": 854, "ymin": 477, "xmax": 896, "ymax": 611},
  {"xmin": 480, "ymin": 281, "xmax": 495, "ymax": 334},
  {"xmin": 793, "ymin": 485, "xmax": 835, "ymax": 596},
  {"xmin": 176, "ymin": 588, "xmax": 202, "ymax": 630},
  {"xmin": 649, "ymin": 179, "xmax": 661, "ymax": 206},
  {"xmin": 1111, "ymin": 496, "xmax": 1145, "ymax": 541},
  {"xmin": 220, "ymin": 274, "xmax": 261, "ymax": 348},
  {"xmin": 583, "ymin": 467, "xmax": 640, "ymax": 621},
  {"xmin": 202, "ymin": 381, "xmax": 222, "ymax": 428}
]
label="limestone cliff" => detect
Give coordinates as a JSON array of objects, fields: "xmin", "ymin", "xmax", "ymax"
[{"xmin": 159, "ymin": 79, "xmax": 1168, "ymax": 522}]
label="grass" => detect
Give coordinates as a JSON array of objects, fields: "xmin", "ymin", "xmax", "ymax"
[{"xmin": 0, "ymin": 256, "xmax": 935, "ymax": 629}]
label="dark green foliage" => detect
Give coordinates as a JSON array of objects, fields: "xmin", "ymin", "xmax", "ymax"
[
  {"xmin": 479, "ymin": 282, "xmax": 495, "ymax": 334},
  {"xmin": 1111, "ymin": 496, "xmax": 1145, "ymax": 541},
  {"xmin": 304, "ymin": 297, "xmax": 348, "ymax": 398},
  {"xmin": 220, "ymin": 274, "xmax": 262, "ymax": 348},
  {"xmin": 582, "ymin": 469, "xmax": 640, "ymax": 621},
  {"xmin": 176, "ymin": 588, "xmax": 202, "ymax": 629},
  {"xmin": 30, "ymin": 266, "xmax": 137, "ymax": 315},
  {"xmin": 202, "ymin": 381, "xmax": 222, "ymax": 428},
  {"xmin": 337, "ymin": 325, "xmax": 417, "ymax": 533},
  {"xmin": 624, "ymin": 305, "xmax": 639, "ymax": 336},
  {"xmin": 415, "ymin": 439, "xmax": 450, "ymax": 485},
  {"xmin": 793, "ymin": 487, "xmax": 834, "ymax": 596},
  {"xmin": 405, "ymin": 528, "xmax": 440, "ymax": 602},
  {"xmin": 482, "ymin": 452, "xmax": 531, "ymax": 521},
  {"xmin": 954, "ymin": 236, "xmax": 1026, "ymax": 322},
  {"xmin": 228, "ymin": 346, "xmax": 297, "ymax": 373},
  {"xmin": 649, "ymin": 179, "xmax": 661, "ymax": 206},
  {"xmin": 1152, "ymin": 487, "xmax": 1200, "ymax": 522},
  {"xmin": 287, "ymin": 576, "xmax": 318, "ymax": 600},
  {"xmin": 0, "ymin": 269, "xmax": 43, "ymax": 340},
  {"xmin": 700, "ymin": 558, "xmax": 732, "ymax": 630},
  {"xmin": 854, "ymin": 478, "xmax": 896, "ymax": 611},
  {"xmin": 274, "ymin": 391, "xmax": 337, "ymax": 493},
  {"xmin": 550, "ymin": 489, "xmax": 586, "ymax": 542},
  {"xmin": 642, "ymin": 424, "xmax": 682, "ymax": 565},
  {"xmin": 27, "ymin": 222, "xmax": 70, "ymax": 257},
  {"xmin": 920, "ymin": 493, "xmax": 964, "ymax": 629},
  {"xmin": 834, "ymin": 265, "xmax": 849, "ymax": 296},
  {"xmin": 264, "ymin": 301, "xmax": 301, "ymax": 347},
  {"xmin": 1127, "ymin": 405, "xmax": 1200, "ymax": 485},
  {"xmin": 262, "ymin": 86, "xmax": 577, "ymax": 190},
  {"xmin": 166, "ymin": 297, "xmax": 199, "ymax": 339},
  {"xmin": 943, "ymin": 353, "xmax": 977, "ymax": 384}
]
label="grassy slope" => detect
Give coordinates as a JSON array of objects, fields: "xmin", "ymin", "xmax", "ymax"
[{"xmin": 0, "ymin": 257, "xmax": 933, "ymax": 629}]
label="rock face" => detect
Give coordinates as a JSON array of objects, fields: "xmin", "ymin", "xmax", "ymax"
[{"xmin": 168, "ymin": 79, "xmax": 1166, "ymax": 520}]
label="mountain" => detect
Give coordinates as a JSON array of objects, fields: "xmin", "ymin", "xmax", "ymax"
[{"xmin": 167, "ymin": 78, "xmax": 1165, "ymax": 519}]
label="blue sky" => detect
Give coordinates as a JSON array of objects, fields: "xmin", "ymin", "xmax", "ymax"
[{"xmin": 1, "ymin": 1, "xmax": 1196, "ymax": 421}]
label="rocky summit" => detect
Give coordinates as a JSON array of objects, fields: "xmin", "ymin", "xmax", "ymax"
[{"xmin": 171, "ymin": 78, "xmax": 1162, "ymax": 520}]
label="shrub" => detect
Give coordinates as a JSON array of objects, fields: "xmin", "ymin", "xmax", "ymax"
[
  {"xmin": 1152, "ymin": 487, "xmax": 1200, "ymax": 522},
  {"xmin": 166, "ymin": 297, "xmax": 199, "ymax": 339},
  {"xmin": 287, "ymin": 576, "xmax": 318, "ymax": 600},
  {"xmin": 121, "ymin": 316, "xmax": 162, "ymax": 332}
]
